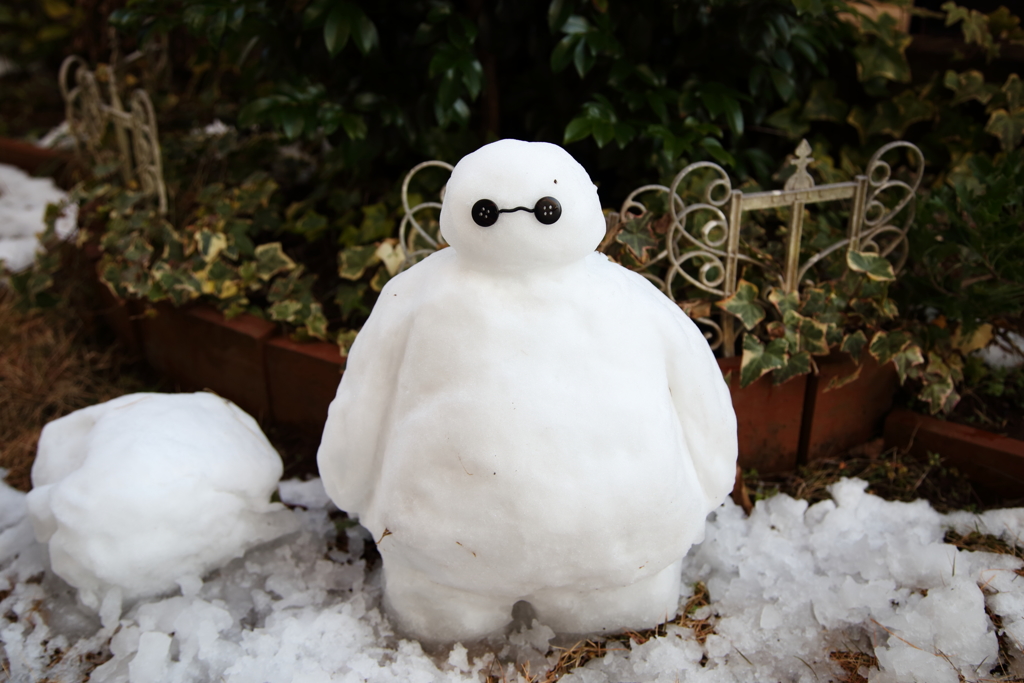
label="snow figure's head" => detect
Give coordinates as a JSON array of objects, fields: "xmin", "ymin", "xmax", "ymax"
[{"xmin": 440, "ymin": 139, "xmax": 606, "ymax": 272}]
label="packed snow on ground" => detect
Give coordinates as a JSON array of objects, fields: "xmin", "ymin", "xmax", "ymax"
[
  {"xmin": 1, "ymin": 469, "xmax": 1023, "ymax": 682},
  {"xmin": 0, "ymin": 162, "xmax": 77, "ymax": 273}
]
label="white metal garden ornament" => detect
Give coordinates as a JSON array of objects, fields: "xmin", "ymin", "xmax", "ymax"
[
  {"xmin": 59, "ymin": 49, "xmax": 167, "ymax": 215},
  {"xmin": 318, "ymin": 139, "xmax": 738, "ymax": 643}
]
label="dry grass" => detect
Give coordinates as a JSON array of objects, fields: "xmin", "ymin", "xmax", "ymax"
[
  {"xmin": 0, "ymin": 264, "xmax": 160, "ymax": 491},
  {"xmin": 484, "ymin": 582, "xmax": 716, "ymax": 683},
  {"xmin": 829, "ymin": 650, "xmax": 879, "ymax": 683}
]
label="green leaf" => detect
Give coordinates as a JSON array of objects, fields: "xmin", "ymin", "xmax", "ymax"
[
  {"xmin": 792, "ymin": 0, "xmax": 825, "ymax": 16},
  {"xmin": 369, "ymin": 264, "xmax": 392, "ymax": 291},
  {"xmin": 802, "ymin": 81, "xmax": 847, "ymax": 122},
  {"xmin": 338, "ymin": 244, "xmax": 380, "ymax": 280},
  {"xmin": 254, "ymin": 243, "xmax": 296, "ymax": 280},
  {"xmin": 917, "ymin": 376, "xmax": 959, "ymax": 414},
  {"xmin": 740, "ymin": 335, "xmax": 788, "ymax": 387},
  {"xmin": 944, "ymin": 69, "xmax": 997, "ymax": 106},
  {"xmin": 268, "ymin": 299, "xmax": 304, "ymax": 323},
  {"xmin": 716, "ymin": 280, "xmax": 766, "ymax": 331},
  {"xmin": 783, "ymin": 309, "xmax": 830, "ymax": 355},
  {"xmin": 337, "ymin": 329, "xmax": 359, "ymax": 355},
  {"xmin": 766, "ymin": 100, "xmax": 810, "ymax": 139},
  {"xmin": 562, "ymin": 15, "xmax": 590, "ymax": 34},
  {"xmin": 768, "ymin": 288, "xmax": 799, "ymax": 315},
  {"xmin": 892, "ymin": 344, "xmax": 925, "ymax": 384},
  {"xmin": 769, "ymin": 67, "xmax": 796, "ymax": 103},
  {"xmin": 700, "ymin": 137, "xmax": 735, "ymax": 166},
  {"xmin": 847, "ymin": 250, "xmax": 895, "ymax": 281},
  {"xmin": 986, "ymin": 109, "xmax": 1024, "ymax": 152},
  {"xmin": 324, "ymin": 4, "xmax": 352, "ymax": 56},
  {"xmin": 573, "ymin": 36, "xmax": 595, "ymax": 77},
  {"xmin": 548, "ymin": 0, "xmax": 572, "ymax": 32},
  {"xmin": 564, "ymin": 116, "xmax": 592, "ymax": 144},
  {"xmin": 853, "ymin": 40, "xmax": 910, "ymax": 84},
  {"xmin": 278, "ymin": 108, "xmax": 305, "ymax": 140},
  {"xmin": 840, "ymin": 330, "xmax": 868, "ymax": 361},
  {"xmin": 305, "ymin": 302, "xmax": 329, "ymax": 340},
  {"xmin": 773, "ymin": 350, "xmax": 812, "ymax": 385},
  {"xmin": 592, "ymin": 120, "xmax": 615, "ymax": 147},
  {"xmin": 353, "ymin": 12, "xmax": 379, "ymax": 54},
  {"xmin": 868, "ymin": 329, "xmax": 910, "ymax": 365},
  {"xmin": 196, "ymin": 229, "xmax": 228, "ymax": 261},
  {"xmin": 615, "ymin": 219, "xmax": 658, "ymax": 262},
  {"xmin": 550, "ymin": 35, "xmax": 578, "ymax": 73}
]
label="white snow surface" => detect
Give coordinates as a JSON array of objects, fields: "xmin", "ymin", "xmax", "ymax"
[
  {"xmin": 3, "ymin": 473, "xmax": 1024, "ymax": 682},
  {"xmin": 25, "ymin": 392, "xmax": 299, "ymax": 611},
  {"xmin": 0, "ymin": 162, "xmax": 77, "ymax": 273},
  {"xmin": 318, "ymin": 139, "xmax": 738, "ymax": 643}
]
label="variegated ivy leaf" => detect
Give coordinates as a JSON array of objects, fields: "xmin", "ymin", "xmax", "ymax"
[
  {"xmin": 268, "ymin": 299, "xmax": 304, "ymax": 323},
  {"xmin": 892, "ymin": 344, "xmax": 924, "ymax": 384},
  {"xmin": 773, "ymin": 350, "xmax": 812, "ymax": 385},
  {"xmin": 370, "ymin": 265, "xmax": 391, "ymax": 292},
  {"xmin": 951, "ymin": 323, "xmax": 993, "ymax": 354},
  {"xmin": 221, "ymin": 297, "xmax": 251, "ymax": 319},
  {"xmin": 337, "ymin": 329, "xmax": 358, "ymax": 357},
  {"xmin": 767, "ymin": 287, "xmax": 799, "ymax": 315},
  {"xmin": 918, "ymin": 376, "xmax": 960, "ymax": 415},
  {"xmin": 122, "ymin": 234, "xmax": 155, "ymax": 263},
  {"xmin": 799, "ymin": 287, "xmax": 827, "ymax": 315},
  {"xmin": 876, "ymin": 297, "xmax": 898, "ymax": 319},
  {"xmin": 238, "ymin": 261, "xmax": 260, "ymax": 290},
  {"xmin": 739, "ymin": 335, "xmax": 788, "ymax": 388},
  {"xmin": 338, "ymin": 244, "xmax": 380, "ymax": 281},
  {"xmin": 615, "ymin": 216, "xmax": 659, "ymax": 262},
  {"xmin": 846, "ymin": 250, "xmax": 896, "ymax": 282},
  {"xmin": 375, "ymin": 238, "xmax": 405, "ymax": 277},
  {"xmin": 196, "ymin": 260, "xmax": 241, "ymax": 299},
  {"xmin": 783, "ymin": 309, "xmax": 830, "ymax": 356},
  {"xmin": 305, "ymin": 302, "xmax": 329, "ymax": 340},
  {"xmin": 868, "ymin": 330, "xmax": 911, "ymax": 365},
  {"xmin": 840, "ymin": 330, "xmax": 868, "ymax": 362},
  {"xmin": 716, "ymin": 280, "xmax": 765, "ymax": 331},
  {"xmin": 150, "ymin": 262, "xmax": 202, "ymax": 307},
  {"xmin": 196, "ymin": 229, "xmax": 229, "ymax": 262},
  {"xmin": 255, "ymin": 243, "xmax": 297, "ymax": 280}
]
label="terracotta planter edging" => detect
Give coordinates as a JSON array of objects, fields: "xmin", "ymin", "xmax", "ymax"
[{"xmin": 884, "ymin": 408, "xmax": 1024, "ymax": 499}]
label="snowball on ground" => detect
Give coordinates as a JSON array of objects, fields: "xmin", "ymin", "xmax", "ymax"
[
  {"xmin": 0, "ymin": 162, "xmax": 77, "ymax": 273},
  {"xmin": 25, "ymin": 392, "xmax": 298, "ymax": 612},
  {"xmin": 4, "ymin": 474, "xmax": 1024, "ymax": 682}
]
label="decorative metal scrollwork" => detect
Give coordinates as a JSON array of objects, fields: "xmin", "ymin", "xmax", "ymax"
[
  {"xmin": 397, "ymin": 160, "xmax": 453, "ymax": 271},
  {"xmin": 59, "ymin": 53, "xmax": 168, "ymax": 215},
  {"xmin": 858, "ymin": 140, "xmax": 925, "ymax": 274}
]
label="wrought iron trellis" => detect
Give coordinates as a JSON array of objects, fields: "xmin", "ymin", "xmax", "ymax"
[
  {"xmin": 397, "ymin": 139, "xmax": 924, "ymax": 357},
  {"xmin": 58, "ymin": 45, "xmax": 167, "ymax": 215}
]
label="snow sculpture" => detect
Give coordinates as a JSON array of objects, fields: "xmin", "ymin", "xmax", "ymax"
[
  {"xmin": 26, "ymin": 392, "xmax": 297, "ymax": 610},
  {"xmin": 318, "ymin": 139, "xmax": 738, "ymax": 643}
]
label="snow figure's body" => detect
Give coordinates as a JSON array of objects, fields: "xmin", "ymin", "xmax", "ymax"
[
  {"xmin": 318, "ymin": 139, "xmax": 738, "ymax": 643},
  {"xmin": 26, "ymin": 392, "xmax": 297, "ymax": 611}
]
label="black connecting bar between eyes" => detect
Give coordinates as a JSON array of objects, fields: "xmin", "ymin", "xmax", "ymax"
[{"xmin": 472, "ymin": 197, "xmax": 561, "ymax": 227}]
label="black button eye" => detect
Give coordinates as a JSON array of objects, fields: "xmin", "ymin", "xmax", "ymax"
[
  {"xmin": 534, "ymin": 196, "xmax": 561, "ymax": 224},
  {"xmin": 472, "ymin": 199, "xmax": 499, "ymax": 227}
]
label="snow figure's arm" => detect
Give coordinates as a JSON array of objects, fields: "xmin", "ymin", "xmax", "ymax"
[
  {"xmin": 661, "ymin": 303, "xmax": 739, "ymax": 510},
  {"xmin": 317, "ymin": 278, "xmax": 413, "ymax": 518}
]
